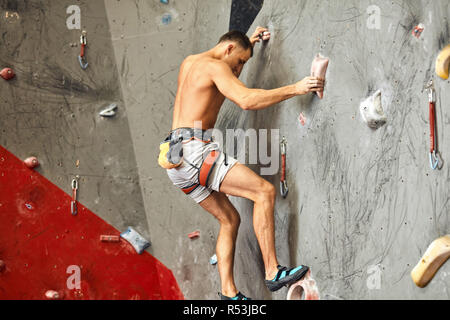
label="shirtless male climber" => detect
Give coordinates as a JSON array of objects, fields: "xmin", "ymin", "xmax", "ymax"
[{"xmin": 158, "ymin": 27, "xmax": 324, "ymax": 300}]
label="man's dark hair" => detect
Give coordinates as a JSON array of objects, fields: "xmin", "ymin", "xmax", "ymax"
[{"xmin": 218, "ymin": 30, "xmax": 253, "ymax": 57}]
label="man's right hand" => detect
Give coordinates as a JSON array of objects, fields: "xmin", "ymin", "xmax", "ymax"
[{"xmin": 295, "ymin": 76, "xmax": 324, "ymax": 95}]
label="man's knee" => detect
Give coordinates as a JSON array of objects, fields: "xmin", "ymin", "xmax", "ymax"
[
  {"xmin": 220, "ymin": 210, "xmax": 241, "ymax": 229},
  {"xmin": 254, "ymin": 179, "xmax": 276, "ymax": 203}
]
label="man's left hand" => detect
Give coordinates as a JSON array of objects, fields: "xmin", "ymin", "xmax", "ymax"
[{"xmin": 250, "ymin": 26, "xmax": 271, "ymax": 46}]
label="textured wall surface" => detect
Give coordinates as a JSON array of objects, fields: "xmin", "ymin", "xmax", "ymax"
[{"xmin": 1, "ymin": 0, "xmax": 449, "ymax": 300}]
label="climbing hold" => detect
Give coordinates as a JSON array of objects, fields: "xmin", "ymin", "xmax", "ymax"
[
  {"xmin": 99, "ymin": 103, "xmax": 118, "ymax": 117},
  {"xmin": 100, "ymin": 235, "xmax": 120, "ymax": 243},
  {"xmin": 258, "ymin": 31, "xmax": 270, "ymax": 40},
  {"xmin": 360, "ymin": 89, "xmax": 387, "ymax": 129},
  {"xmin": 45, "ymin": 290, "xmax": 63, "ymax": 300},
  {"xmin": 120, "ymin": 227, "xmax": 151, "ymax": 254},
  {"xmin": 24, "ymin": 157, "xmax": 39, "ymax": 169},
  {"xmin": 160, "ymin": 0, "xmax": 169, "ymax": 3},
  {"xmin": 310, "ymin": 54, "xmax": 329, "ymax": 99},
  {"xmin": 411, "ymin": 235, "xmax": 450, "ymax": 288},
  {"xmin": 412, "ymin": 24, "xmax": 425, "ymax": 38},
  {"xmin": 435, "ymin": 44, "xmax": 450, "ymax": 80},
  {"xmin": 0, "ymin": 260, "xmax": 5, "ymax": 272},
  {"xmin": 299, "ymin": 112, "xmax": 306, "ymax": 126},
  {"xmin": 188, "ymin": 231, "xmax": 200, "ymax": 239},
  {"xmin": 210, "ymin": 254, "xmax": 218, "ymax": 265},
  {"xmin": 162, "ymin": 13, "xmax": 172, "ymax": 25},
  {"xmin": 0, "ymin": 68, "xmax": 15, "ymax": 80},
  {"xmin": 287, "ymin": 269, "xmax": 320, "ymax": 300}
]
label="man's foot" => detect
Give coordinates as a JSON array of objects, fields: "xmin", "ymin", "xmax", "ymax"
[
  {"xmin": 264, "ymin": 265, "xmax": 309, "ymax": 292},
  {"xmin": 219, "ymin": 292, "xmax": 252, "ymax": 300}
]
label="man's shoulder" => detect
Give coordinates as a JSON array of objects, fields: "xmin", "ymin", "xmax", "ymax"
[{"xmin": 183, "ymin": 54, "xmax": 226, "ymax": 70}]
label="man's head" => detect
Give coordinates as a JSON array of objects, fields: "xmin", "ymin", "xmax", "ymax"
[{"xmin": 217, "ymin": 30, "xmax": 253, "ymax": 77}]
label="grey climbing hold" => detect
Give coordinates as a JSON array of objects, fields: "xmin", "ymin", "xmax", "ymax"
[
  {"xmin": 360, "ymin": 89, "xmax": 387, "ymax": 129},
  {"xmin": 120, "ymin": 227, "xmax": 151, "ymax": 254},
  {"xmin": 99, "ymin": 103, "xmax": 118, "ymax": 118}
]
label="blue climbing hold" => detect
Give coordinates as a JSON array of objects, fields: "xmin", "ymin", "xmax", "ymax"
[{"xmin": 162, "ymin": 13, "xmax": 171, "ymax": 25}]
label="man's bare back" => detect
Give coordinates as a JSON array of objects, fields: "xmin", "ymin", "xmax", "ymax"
[{"xmin": 172, "ymin": 54, "xmax": 226, "ymax": 130}]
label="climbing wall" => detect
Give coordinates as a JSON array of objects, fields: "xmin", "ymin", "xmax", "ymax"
[{"xmin": 1, "ymin": 0, "xmax": 449, "ymax": 300}]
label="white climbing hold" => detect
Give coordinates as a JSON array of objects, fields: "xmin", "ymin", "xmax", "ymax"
[
  {"xmin": 360, "ymin": 89, "xmax": 387, "ymax": 129},
  {"xmin": 99, "ymin": 103, "xmax": 118, "ymax": 118}
]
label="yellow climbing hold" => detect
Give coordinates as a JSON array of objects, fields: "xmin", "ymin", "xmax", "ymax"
[{"xmin": 435, "ymin": 44, "xmax": 450, "ymax": 80}]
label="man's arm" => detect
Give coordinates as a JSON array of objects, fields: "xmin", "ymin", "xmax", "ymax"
[{"xmin": 210, "ymin": 61, "xmax": 324, "ymax": 111}]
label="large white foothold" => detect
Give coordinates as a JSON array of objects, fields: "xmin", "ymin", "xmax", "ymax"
[
  {"xmin": 120, "ymin": 227, "xmax": 151, "ymax": 254},
  {"xmin": 360, "ymin": 89, "xmax": 387, "ymax": 129},
  {"xmin": 286, "ymin": 270, "xmax": 320, "ymax": 300}
]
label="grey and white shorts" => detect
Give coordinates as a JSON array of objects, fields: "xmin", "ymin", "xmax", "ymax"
[{"xmin": 166, "ymin": 139, "xmax": 238, "ymax": 203}]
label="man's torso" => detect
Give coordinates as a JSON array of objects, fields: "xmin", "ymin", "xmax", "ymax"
[{"xmin": 172, "ymin": 53, "xmax": 226, "ymax": 130}]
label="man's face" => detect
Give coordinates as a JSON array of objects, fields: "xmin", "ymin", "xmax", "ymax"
[{"xmin": 224, "ymin": 44, "xmax": 252, "ymax": 77}]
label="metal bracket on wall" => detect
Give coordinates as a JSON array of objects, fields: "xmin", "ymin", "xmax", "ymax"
[
  {"xmin": 78, "ymin": 30, "xmax": 88, "ymax": 70},
  {"xmin": 71, "ymin": 175, "xmax": 79, "ymax": 215}
]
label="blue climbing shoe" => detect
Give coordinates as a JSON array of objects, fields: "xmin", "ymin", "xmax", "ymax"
[
  {"xmin": 265, "ymin": 265, "xmax": 309, "ymax": 292},
  {"xmin": 219, "ymin": 292, "xmax": 252, "ymax": 300}
]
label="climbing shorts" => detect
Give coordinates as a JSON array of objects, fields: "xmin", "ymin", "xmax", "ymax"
[{"xmin": 164, "ymin": 128, "xmax": 239, "ymax": 204}]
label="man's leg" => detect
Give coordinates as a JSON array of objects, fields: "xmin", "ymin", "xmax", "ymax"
[
  {"xmin": 218, "ymin": 163, "xmax": 280, "ymax": 281},
  {"xmin": 199, "ymin": 191, "xmax": 241, "ymax": 297}
]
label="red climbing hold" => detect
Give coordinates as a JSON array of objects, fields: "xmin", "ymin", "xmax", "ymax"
[
  {"xmin": 0, "ymin": 68, "xmax": 15, "ymax": 80},
  {"xmin": 0, "ymin": 260, "xmax": 5, "ymax": 272},
  {"xmin": 188, "ymin": 231, "xmax": 200, "ymax": 239},
  {"xmin": 100, "ymin": 235, "xmax": 120, "ymax": 243},
  {"xmin": 412, "ymin": 24, "xmax": 425, "ymax": 38},
  {"xmin": 24, "ymin": 157, "xmax": 39, "ymax": 169}
]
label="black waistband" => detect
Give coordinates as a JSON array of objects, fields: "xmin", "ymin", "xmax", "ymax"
[{"xmin": 167, "ymin": 128, "xmax": 214, "ymax": 142}]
